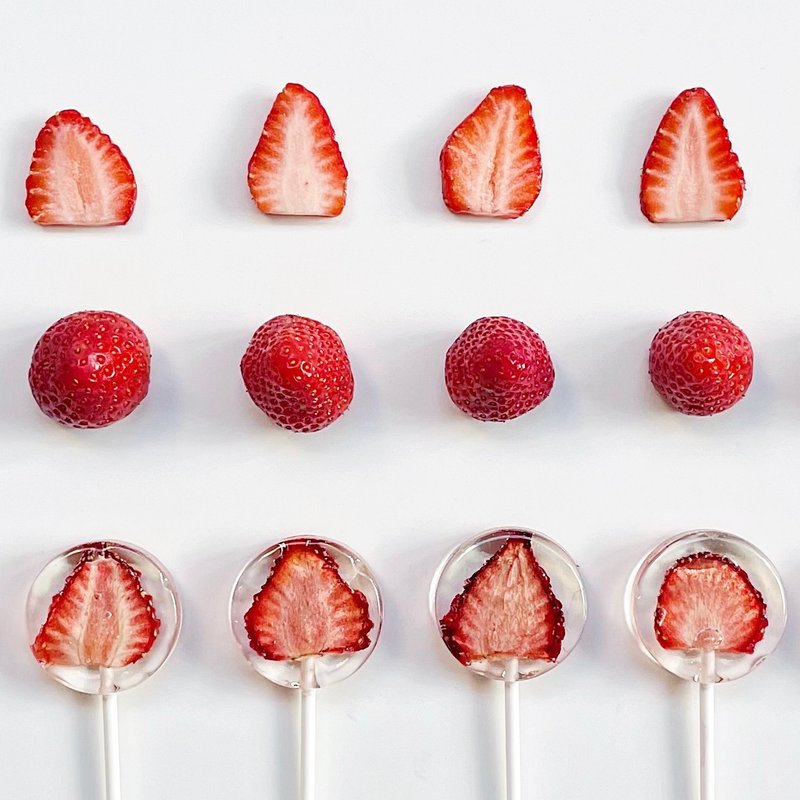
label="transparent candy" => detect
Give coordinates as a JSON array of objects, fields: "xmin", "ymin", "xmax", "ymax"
[
  {"xmin": 230, "ymin": 536, "xmax": 383, "ymax": 689},
  {"xmin": 430, "ymin": 527, "xmax": 587, "ymax": 681}
]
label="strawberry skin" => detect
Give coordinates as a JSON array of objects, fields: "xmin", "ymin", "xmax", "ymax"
[
  {"xmin": 640, "ymin": 88, "xmax": 745, "ymax": 223},
  {"xmin": 649, "ymin": 311, "xmax": 753, "ymax": 416},
  {"xmin": 32, "ymin": 549, "xmax": 160, "ymax": 668},
  {"xmin": 440, "ymin": 85, "xmax": 542, "ymax": 219},
  {"xmin": 26, "ymin": 110, "xmax": 137, "ymax": 226},
  {"xmin": 441, "ymin": 537, "xmax": 564, "ymax": 666},
  {"xmin": 240, "ymin": 314, "xmax": 354, "ymax": 432},
  {"xmin": 655, "ymin": 552, "xmax": 767, "ymax": 654},
  {"xmin": 244, "ymin": 542, "xmax": 373, "ymax": 660},
  {"xmin": 247, "ymin": 83, "xmax": 347, "ymax": 217},
  {"xmin": 445, "ymin": 316, "xmax": 554, "ymax": 421},
  {"xmin": 28, "ymin": 310, "xmax": 151, "ymax": 428}
]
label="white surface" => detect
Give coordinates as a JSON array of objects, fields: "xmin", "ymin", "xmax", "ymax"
[{"xmin": 0, "ymin": 1, "xmax": 798, "ymax": 798}]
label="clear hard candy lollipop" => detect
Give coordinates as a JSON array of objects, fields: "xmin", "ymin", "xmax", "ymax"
[
  {"xmin": 430, "ymin": 527, "xmax": 587, "ymax": 800},
  {"xmin": 230, "ymin": 536, "xmax": 382, "ymax": 800},
  {"xmin": 26, "ymin": 541, "xmax": 181, "ymax": 800},
  {"xmin": 626, "ymin": 529, "xmax": 787, "ymax": 800}
]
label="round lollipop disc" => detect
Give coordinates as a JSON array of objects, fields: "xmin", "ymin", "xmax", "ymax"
[
  {"xmin": 430, "ymin": 527, "xmax": 587, "ymax": 681},
  {"xmin": 26, "ymin": 540, "xmax": 182, "ymax": 695},
  {"xmin": 230, "ymin": 536, "xmax": 383, "ymax": 689},
  {"xmin": 625, "ymin": 529, "xmax": 786, "ymax": 683}
]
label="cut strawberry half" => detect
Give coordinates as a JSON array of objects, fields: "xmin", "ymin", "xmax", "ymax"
[
  {"xmin": 32, "ymin": 549, "xmax": 160, "ymax": 668},
  {"xmin": 247, "ymin": 83, "xmax": 348, "ymax": 217},
  {"xmin": 640, "ymin": 88, "xmax": 745, "ymax": 223},
  {"xmin": 440, "ymin": 85, "xmax": 542, "ymax": 219},
  {"xmin": 655, "ymin": 552, "xmax": 767, "ymax": 653},
  {"xmin": 244, "ymin": 542, "xmax": 372, "ymax": 660},
  {"xmin": 25, "ymin": 110, "xmax": 137, "ymax": 226},
  {"xmin": 440, "ymin": 537, "xmax": 564, "ymax": 665}
]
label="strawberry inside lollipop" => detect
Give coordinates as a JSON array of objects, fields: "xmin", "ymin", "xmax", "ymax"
[
  {"xmin": 440, "ymin": 537, "xmax": 565, "ymax": 666},
  {"xmin": 655, "ymin": 552, "xmax": 768, "ymax": 654},
  {"xmin": 244, "ymin": 542, "xmax": 373, "ymax": 660},
  {"xmin": 32, "ymin": 549, "xmax": 160, "ymax": 668}
]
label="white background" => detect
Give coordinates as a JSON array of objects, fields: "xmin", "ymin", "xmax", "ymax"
[{"xmin": 0, "ymin": 1, "xmax": 798, "ymax": 798}]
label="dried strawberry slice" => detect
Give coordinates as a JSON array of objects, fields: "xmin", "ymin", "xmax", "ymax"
[
  {"xmin": 32, "ymin": 549, "xmax": 160, "ymax": 668},
  {"xmin": 655, "ymin": 552, "xmax": 768, "ymax": 654},
  {"xmin": 440, "ymin": 537, "xmax": 565, "ymax": 665},
  {"xmin": 244, "ymin": 542, "xmax": 373, "ymax": 660}
]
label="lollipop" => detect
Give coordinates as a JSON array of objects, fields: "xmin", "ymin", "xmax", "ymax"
[
  {"xmin": 230, "ymin": 537, "xmax": 382, "ymax": 800},
  {"xmin": 431, "ymin": 528, "xmax": 587, "ymax": 800},
  {"xmin": 626, "ymin": 530, "xmax": 786, "ymax": 800},
  {"xmin": 26, "ymin": 541, "xmax": 181, "ymax": 800}
]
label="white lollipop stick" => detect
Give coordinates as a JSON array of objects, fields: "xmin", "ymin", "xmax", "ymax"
[
  {"xmin": 699, "ymin": 648, "xmax": 716, "ymax": 800},
  {"xmin": 100, "ymin": 667, "xmax": 121, "ymax": 800},
  {"xmin": 300, "ymin": 657, "xmax": 317, "ymax": 800},
  {"xmin": 504, "ymin": 658, "xmax": 520, "ymax": 800}
]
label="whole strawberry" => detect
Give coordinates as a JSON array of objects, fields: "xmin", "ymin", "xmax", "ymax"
[
  {"xmin": 649, "ymin": 311, "xmax": 753, "ymax": 416},
  {"xmin": 445, "ymin": 316, "xmax": 555, "ymax": 421},
  {"xmin": 29, "ymin": 311, "xmax": 150, "ymax": 428},
  {"xmin": 241, "ymin": 315, "xmax": 354, "ymax": 432}
]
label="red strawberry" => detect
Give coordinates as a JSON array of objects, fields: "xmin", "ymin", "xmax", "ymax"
[
  {"xmin": 445, "ymin": 316, "xmax": 554, "ymax": 421},
  {"xmin": 649, "ymin": 311, "xmax": 753, "ymax": 416},
  {"xmin": 655, "ymin": 552, "xmax": 767, "ymax": 654},
  {"xmin": 247, "ymin": 83, "xmax": 347, "ymax": 217},
  {"xmin": 25, "ymin": 110, "xmax": 137, "ymax": 226},
  {"xmin": 440, "ymin": 85, "xmax": 542, "ymax": 219},
  {"xmin": 244, "ymin": 542, "xmax": 372, "ymax": 660},
  {"xmin": 640, "ymin": 88, "xmax": 745, "ymax": 223},
  {"xmin": 29, "ymin": 310, "xmax": 151, "ymax": 429},
  {"xmin": 240, "ymin": 314, "xmax": 354, "ymax": 432},
  {"xmin": 440, "ymin": 537, "xmax": 564, "ymax": 666},
  {"xmin": 32, "ymin": 548, "xmax": 160, "ymax": 668}
]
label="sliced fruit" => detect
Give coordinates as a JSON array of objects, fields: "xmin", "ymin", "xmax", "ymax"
[
  {"xmin": 244, "ymin": 542, "xmax": 372, "ymax": 660},
  {"xmin": 640, "ymin": 88, "xmax": 745, "ymax": 222},
  {"xmin": 32, "ymin": 549, "xmax": 160, "ymax": 668},
  {"xmin": 440, "ymin": 85, "xmax": 542, "ymax": 219},
  {"xmin": 440, "ymin": 537, "xmax": 564, "ymax": 665},
  {"xmin": 655, "ymin": 552, "xmax": 767, "ymax": 653},
  {"xmin": 247, "ymin": 83, "xmax": 347, "ymax": 216},
  {"xmin": 25, "ymin": 110, "xmax": 137, "ymax": 226}
]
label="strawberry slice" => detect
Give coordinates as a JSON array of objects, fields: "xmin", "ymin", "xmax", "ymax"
[
  {"xmin": 440, "ymin": 537, "xmax": 564, "ymax": 665},
  {"xmin": 655, "ymin": 552, "xmax": 767, "ymax": 653},
  {"xmin": 247, "ymin": 83, "xmax": 348, "ymax": 217},
  {"xmin": 244, "ymin": 542, "xmax": 372, "ymax": 660},
  {"xmin": 25, "ymin": 110, "xmax": 137, "ymax": 226},
  {"xmin": 32, "ymin": 549, "xmax": 159, "ymax": 668},
  {"xmin": 640, "ymin": 88, "xmax": 745, "ymax": 223},
  {"xmin": 440, "ymin": 85, "xmax": 542, "ymax": 219}
]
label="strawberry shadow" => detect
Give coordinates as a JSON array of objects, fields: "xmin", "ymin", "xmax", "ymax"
[{"xmin": 0, "ymin": 322, "xmax": 44, "ymax": 438}]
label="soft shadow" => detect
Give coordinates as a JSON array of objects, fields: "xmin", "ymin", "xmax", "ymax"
[{"xmin": 0, "ymin": 322, "xmax": 45, "ymax": 437}]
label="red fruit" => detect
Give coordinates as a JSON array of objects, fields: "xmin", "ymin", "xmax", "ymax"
[
  {"xmin": 640, "ymin": 88, "xmax": 745, "ymax": 223},
  {"xmin": 247, "ymin": 83, "xmax": 347, "ymax": 217},
  {"xmin": 649, "ymin": 311, "xmax": 753, "ymax": 416},
  {"xmin": 29, "ymin": 310, "xmax": 151, "ymax": 429},
  {"xmin": 25, "ymin": 110, "xmax": 137, "ymax": 226},
  {"xmin": 240, "ymin": 314, "xmax": 354, "ymax": 433},
  {"xmin": 32, "ymin": 548, "xmax": 160, "ymax": 668},
  {"xmin": 445, "ymin": 316, "xmax": 554, "ymax": 421},
  {"xmin": 440, "ymin": 537, "xmax": 564, "ymax": 665},
  {"xmin": 440, "ymin": 85, "xmax": 542, "ymax": 219},
  {"xmin": 244, "ymin": 542, "xmax": 373, "ymax": 660},
  {"xmin": 655, "ymin": 552, "xmax": 767, "ymax": 654}
]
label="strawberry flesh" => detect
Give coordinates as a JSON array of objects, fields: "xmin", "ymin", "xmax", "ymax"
[
  {"xmin": 25, "ymin": 110, "xmax": 137, "ymax": 226},
  {"xmin": 640, "ymin": 88, "xmax": 744, "ymax": 223},
  {"xmin": 655, "ymin": 552, "xmax": 767, "ymax": 654},
  {"xmin": 440, "ymin": 537, "xmax": 564, "ymax": 666},
  {"xmin": 244, "ymin": 542, "xmax": 372, "ymax": 660},
  {"xmin": 248, "ymin": 83, "xmax": 347, "ymax": 217},
  {"xmin": 440, "ymin": 85, "xmax": 542, "ymax": 219},
  {"xmin": 32, "ymin": 549, "xmax": 160, "ymax": 668}
]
